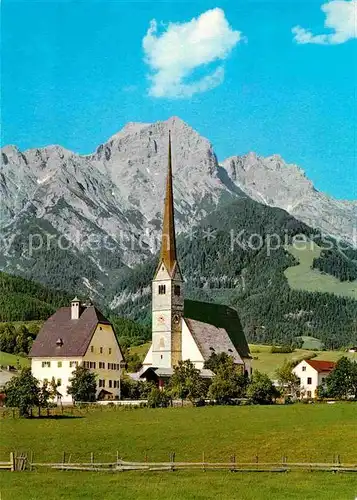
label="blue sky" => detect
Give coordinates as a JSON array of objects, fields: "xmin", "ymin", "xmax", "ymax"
[{"xmin": 1, "ymin": 0, "xmax": 356, "ymax": 199}]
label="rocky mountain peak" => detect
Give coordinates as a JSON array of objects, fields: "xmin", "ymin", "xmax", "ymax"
[{"xmin": 0, "ymin": 116, "xmax": 355, "ymax": 297}]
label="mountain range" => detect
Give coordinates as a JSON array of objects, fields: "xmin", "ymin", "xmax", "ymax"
[
  {"xmin": 1, "ymin": 116, "xmax": 356, "ymax": 297},
  {"xmin": 1, "ymin": 117, "xmax": 357, "ymax": 348}
]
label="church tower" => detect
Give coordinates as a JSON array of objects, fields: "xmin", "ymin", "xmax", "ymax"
[{"xmin": 151, "ymin": 132, "xmax": 184, "ymax": 368}]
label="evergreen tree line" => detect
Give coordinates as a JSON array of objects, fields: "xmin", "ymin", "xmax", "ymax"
[
  {"xmin": 113, "ymin": 199, "xmax": 357, "ymax": 349},
  {"xmin": 0, "ymin": 324, "xmax": 40, "ymax": 358},
  {"xmin": 1, "ymin": 198, "xmax": 356, "ymax": 349},
  {"xmin": 312, "ymin": 249, "xmax": 357, "ymax": 282}
]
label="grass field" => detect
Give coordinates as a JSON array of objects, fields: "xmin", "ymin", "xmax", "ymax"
[
  {"xmin": 284, "ymin": 242, "xmax": 357, "ymax": 299},
  {"xmin": 2, "ymin": 404, "xmax": 356, "ymax": 463},
  {"xmin": 0, "ymin": 351, "xmax": 30, "ymax": 368},
  {"xmin": 2, "ymin": 470, "xmax": 356, "ymax": 500},
  {"xmin": 249, "ymin": 344, "xmax": 357, "ymax": 378},
  {"xmin": 1, "ymin": 404, "xmax": 357, "ymax": 499},
  {"xmin": 131, "ymin": 343, "xmax": 357, "ymax": 378}
]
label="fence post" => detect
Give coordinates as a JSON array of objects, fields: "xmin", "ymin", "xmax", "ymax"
[
  {"xmin": 170, "ymin": 452, "xmax": 175, "ymax": 472},
  {"xmin": 10, "ymin": 452, "xmax": 15, "ymax": 472},
  {"xmin": 231, "ymin": 454, "xmax": 236, "ymax": 472},
  {"xmin": 202, "ymin": 452, "xmax": 205, "ymax": 472},
  {"xmin": 91, "ymin": 452, "xmax": 94, "ymax": 468}
]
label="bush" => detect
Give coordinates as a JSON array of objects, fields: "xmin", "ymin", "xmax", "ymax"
[
  {"xmin": 147, "ymin": 388, "xmax": 171, "ymax": 408},
  {"xmin": 246, "ymin": 371, "xmax": 279, "ymax": 405}
]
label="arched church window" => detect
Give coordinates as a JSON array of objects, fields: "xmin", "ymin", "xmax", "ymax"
[
  {"xmin": 174, "ymin": 285, "xmax": 180, "ymax": 296},
  {"xmin": 158, "ymin": 284, "xmax": 166, "ymax": 295}
]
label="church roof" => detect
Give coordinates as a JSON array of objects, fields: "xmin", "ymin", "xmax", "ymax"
[
  {"xmin": 184, "ymin": 318, "xmax": 244, "ymax": 365},
  {"xmin": 29, "ymin": 306, "xmax": 111, "ymax": 358},
  {"xmin": 184, "ymin": 299, "xmax": 251, "ymax": 359},
  {"xmin": 156, "ymin": 131, "xmax": 180, "ymax": 278}
]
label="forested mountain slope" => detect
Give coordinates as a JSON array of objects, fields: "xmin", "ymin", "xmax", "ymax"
[
  {"xmin": 0, "ymin": 271, "xmax": 71, "ymax": 322},
  {"xmin": 111, "ymin": 198, "xmax": 357, "ymax": 349}
]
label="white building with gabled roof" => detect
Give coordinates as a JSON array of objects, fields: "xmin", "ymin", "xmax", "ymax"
[{"xmin": 29, "ymin": 300, "xmax": 124, "ymax": 403}]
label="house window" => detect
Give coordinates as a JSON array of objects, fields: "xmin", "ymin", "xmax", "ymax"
[
  {"xmin": 322, "ymin": 377, "xmax": 326, "ymax": 383},
  {"xmin": 307, "ymin": 377, "xmax": 312, "ymax": 385},
  {"xmin": 302, "ymin": 366, "xmax": 306, "ymax": 372},
  {"xmin": 98, "ymin": 379, "xmax": 105, "ymax": 388},
  {"xmin": 57, "ymin": 361, "xmax": 62, "ymax": 368},
  {"xmin": 307, "ymin": 391, "xmax": 312, "ymax": 397},
  {"xmin": 109, "ymin": 348, "xmax": 112, "ymax": 355},
  {"xmin": 161, "ymin": 355, "xmax": 163, "ymax": 360},
  {"xmin": 100, "ymin": 347, "xmax": 103, "ymax": 354},
  {"xmin": 109, "ymin": 380, "xmax": 112, "ymax": 388},
  {"xmin": 174, "ymin": 285, "xmax": 180, "ymax": 296},
  {"xmin": 158, "ymin": 284, "xmax": 166, "ymax": 295},
  {"xmin": 99, "ymin": 362, "xmax": 105, "ymax": 369},
  {"xmin": 57, "ymin": 379, "xmax": 62, "ymax": 386},
  {"xmin": 69, "ymin": 361, "xmax": 78, "ymax": 368},
  {"xmin": 41, "ymin": 361, "xmax": 51, "ymax": 368},
  {"xmin": 89, "ymin": 362, "xmax": 96, "ymax": 369},
  {"xmin": 90, "ymin": 346, "xmax": 94, "ymax": 353}
]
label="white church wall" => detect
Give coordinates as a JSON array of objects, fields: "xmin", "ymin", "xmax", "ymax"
[
  {"xmin": 181, "ymin": 319, "xmax": 205, "ymax": 369},
  {"xmin": 142, "ymin": 344, "xmax": 153, "ymax": 366}
]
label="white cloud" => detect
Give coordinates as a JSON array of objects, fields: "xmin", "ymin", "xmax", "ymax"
[
  {"xmin": 142, "ymin": 8, "xmax": 243, "ymax": 98},
  {"xmin": 293, "ymin": 0, "xmax": 357, "ymax": 45}
]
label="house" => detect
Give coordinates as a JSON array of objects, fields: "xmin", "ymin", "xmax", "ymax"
[
  {"xmin": 293, "ymin": 359, "xmax": 336, "ymax": 399},
  {"xmin": 140, "ymin": 132, "xmax": 251, "ymax": 387},
  {"xmin": 29, "ymin": 300, "xmax": 124, "ymax": 403}
]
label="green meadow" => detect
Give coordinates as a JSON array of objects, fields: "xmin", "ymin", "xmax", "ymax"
[
  {"xmin": 249, "ymin": 344, "xmax": 357, "ymax": 378},
  {"xmin": 2, "ymin": 470, "xmax": 357, "ymax": 500},
  {"xmin": 131, "ymin": 343, "xmax": 357, "ymax": 378},
  {"xmin": 1, "ymin": 404, "xmax": 357, "ymax": 499},
  {"xmin": 284, "ymin": 242, "xmax": 357, "ymax": 299},
  {"xmin": 0, "ymin": 351, "xmax": 30, "ymax": 368},
  {"xmin": 2, "ymin": 404, "xmax": 356, "ymax": 463}
]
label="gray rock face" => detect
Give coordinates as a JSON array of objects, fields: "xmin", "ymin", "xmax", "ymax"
[
  {"xmin": 1, "ymin": 116, "xmax": 355, "ymax": 295},
  {"xmin": 0, "ymin": 117, "xmax": 239, "ymax": 293},
  {"xmin": 222, "ymin": 153, "xmax": 356, "ymax": 246}
]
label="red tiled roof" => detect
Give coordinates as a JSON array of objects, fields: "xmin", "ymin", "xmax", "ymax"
[
  {"xmin": 29, "ymin": 306, "xmax": 111, "ymax": 358},
  {"xmin": 305, "ymin": 360, "xmax": 336, "ymax": 373}
]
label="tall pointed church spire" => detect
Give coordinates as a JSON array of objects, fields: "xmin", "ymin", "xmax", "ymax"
[{"xmin": 159, "ymin": 131, "xmax": 178, "ymax": 276}]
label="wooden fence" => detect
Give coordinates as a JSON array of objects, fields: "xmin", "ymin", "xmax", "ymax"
[{"xmin": 3, "ymin": 452, "xmax": 357, "ymax": 473}]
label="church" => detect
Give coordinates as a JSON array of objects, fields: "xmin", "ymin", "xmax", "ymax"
[{"xmin": 140, "ymin": 133, "xmax": 251, "ymax": 385}]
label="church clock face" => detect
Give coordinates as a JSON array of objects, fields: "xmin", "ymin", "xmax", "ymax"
[{"xmin": 157, "ymin": 315, "xmax": 165, "ymax": 326}]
